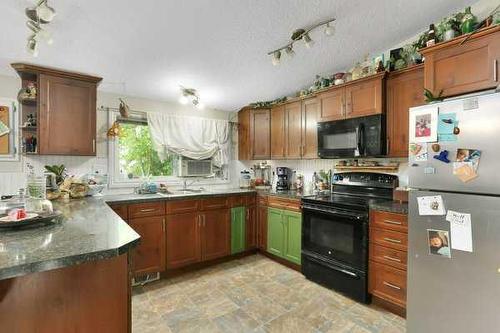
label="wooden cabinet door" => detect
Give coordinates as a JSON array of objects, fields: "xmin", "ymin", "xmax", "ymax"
[
  {"xmin": 39, "ymin": 74, "xmax": 96, "ymax": 155},
  {"xmin": 246, "ymin": 205, "xmax": 257, "ymax": 250},
  {"xmin": 202, "ymin": 209, "xmax": 230, "ymax": 261},
  {"xmin": 166, "ymin": 212, "xmax": 201, "ymax": 269},
  {"xmin": 257, "ymin": 204, "xmax": 268, "ymax": 250},
  {"xmin": 318, "ymin": 88, "xmax": 345, "ymax": 122},
  {"xmin": 267, "ymin": 208, "xmax": 285, "ymax": 258},
  {"xmin": 285, "ymin": 102, "xmax": 302, "ymax": 159},
  {"xmin": 250, "ymin": 109, "xmax": 271, "ymax": 159},
  {"xmin": 128, "ymin": 216, "xmax": 166, "ymax": 275},
  {"xmin": 230, "ymin": 207, "xmax": 246, "ymax": 254},
  {"xmin": 345, "ymin": 76, "xmax": 383, "ymax": 119},
  {"xmin": 422, "ymin": 27, "xmax": 500, "ymax": 98},
  {"xmin": 301, "ymin": 98, "xmax": 319, "ymax": 159},
  {"xmin": 386, "ymin": 66, "xmax": 424, "ymax": 157},
  {"xmin": 238, "ymin": 108, "xmax": 250, "ymax": 160},
  {"xmin": 283, "ymin": 210, "xmax": 302, "ymax": 265},
  {"xmin": 270, "ymin": 105, "xmax": 286, "ymax": 159}
]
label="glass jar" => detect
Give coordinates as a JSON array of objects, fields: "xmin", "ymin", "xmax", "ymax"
[{"xmin": 239, "ymin": 170, "xmax": 251, "ymax": 189}]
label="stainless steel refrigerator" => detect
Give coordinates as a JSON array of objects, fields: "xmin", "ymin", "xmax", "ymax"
[{"xmin": 407, "ymin": 91, "xmax": 500, "ymax": 333}]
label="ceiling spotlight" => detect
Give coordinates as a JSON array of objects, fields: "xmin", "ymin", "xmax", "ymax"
[
  {"xmin": 267, "ymin": 18, "xmax": 335, "ymax": 65},
  {"xmin": 26, "ymin": 37, "xmax": 39, "ymax": 57},
  {"xmin": 36, "ymin": 0, "xmax": 56, "ymax": 22},
  {"xmin": 26, "ymin": 20, "xmax": 53, "ymax": 45},
  {"xmin": 303, "ymin": 33, "xmax": 314, "ymax": 49},
  {"xmin": 272, "ymin": 51, "xmax": 281, "ymax": 66},
  {"xmin": 324, "ymin": 22, "xmax": 335, "ymax": 36}
]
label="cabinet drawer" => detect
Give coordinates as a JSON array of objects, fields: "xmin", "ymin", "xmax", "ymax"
[
  {"xmin": 245, "ymin": 194, "xmax": 256, "ymax": 206},
  {"xmin": 370, "ymin": 227, "xmax": 407, "ymax": 252},
  {"xmin": 369, "ymin": 243, "xmax": 407, "ymax": 271},
  {"xmin": 108, "ymin": 204, "xmax": 128, "ymax": 220},
  {"xmin": 166, "ymin": 199, "xmax": 199, "ymax": 214},
  {"xmin": 370, "ymin": 210, "xmax": 408, "ymax": 233},
  {"xmin": 268, "ymin": 196, "xmax": 301, "ymax": 212},
  {"xmin": 369, "ymin": 261, "xmax": 406, "ymax": 307},
  {"xmin": 229, "ymin": 195, "xmax": 245, "ymax": 207},
  {"xmin": 128, "ymin": 201, "xmax": 165, "ymax": 218},
  {"xmin": 200, "ymin": 196, "xmax": 229, "ymax": 210}
]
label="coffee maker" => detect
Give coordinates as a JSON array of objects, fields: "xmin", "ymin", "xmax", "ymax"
[{"xmin": 276, "ymin": 167, "xmax": 292, "ymax": 191}]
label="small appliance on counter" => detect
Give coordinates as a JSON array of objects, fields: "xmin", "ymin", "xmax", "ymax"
[
  {"xmin": 276, "ymin": 167, "xmax": 292, "ymax": 191},
  {"xmin": 252, "ymin": 162, "xmax": 272, "ymax": 188}
]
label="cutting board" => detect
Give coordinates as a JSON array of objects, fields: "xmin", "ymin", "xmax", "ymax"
[{"xmin": 0, "ymin": 105, "xmax": 9, "ymax": 154}]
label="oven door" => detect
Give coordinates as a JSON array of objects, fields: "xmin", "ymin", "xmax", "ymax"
[
  {"xmin": 302, "ymin": 204, "xmax": 368, "ymax": 271},
  {"xmin": 317, "ymin": 115, "xmax": 385, "ymax": 158}
]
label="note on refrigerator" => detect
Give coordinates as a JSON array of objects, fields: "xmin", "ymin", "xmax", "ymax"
[
  {"xmin": 446, "ymin": 210, "xmax": 473, "ymax": 252},
  {"xmin": 417, "ymin": 196, "xmax": 446, "ymax": 215}
]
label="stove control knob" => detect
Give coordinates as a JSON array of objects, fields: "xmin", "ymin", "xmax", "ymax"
[{"xmin": 328, "ymin": 250, "xmax": 332, "ymax": 255}]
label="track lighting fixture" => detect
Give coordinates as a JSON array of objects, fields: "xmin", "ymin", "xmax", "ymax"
[
  {"xmin": 24, "ymin": 0, "xmax": 56, "ymax": 56},
  {"xmin": 179, "ymin": 86, "xmax": 204, "ymax": 109},
  {"xmin": 267, "ymin": 18, "xmax": 335, "ymax": 65}
]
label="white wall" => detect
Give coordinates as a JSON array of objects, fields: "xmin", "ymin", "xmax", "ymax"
[{"xmin": 0, "ymin": 74, "xmax": 234, "ymax": 196}]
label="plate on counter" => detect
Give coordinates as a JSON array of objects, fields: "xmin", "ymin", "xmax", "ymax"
[{"xmin": 0, "ymin": 211, "xmax": 63, "ymax": 229}]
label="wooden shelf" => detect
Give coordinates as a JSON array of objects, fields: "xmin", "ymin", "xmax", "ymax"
[{"xmin": 20, "ymin": 126, "xmax": 37, "ymax": 131}]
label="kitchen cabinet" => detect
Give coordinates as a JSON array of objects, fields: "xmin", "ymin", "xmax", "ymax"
[
  {"xmin": 267, "ymin": 207, "xmax": 302, "ymax": 265},
  {"xmin": 301, "ymin": 97, "xmax": 319, "ymax": 159},
  {"xmin": 166, "ymin": 212, "xmax": 200, "ymax": 269},
  {"xmin": 368, "ymin": 210, "xmax": 408, "ymax": 316},
  {"xmin": 257, "ymin": 195, "xmax": 268, "ymax": 250},
  {"xmin": 246, "ymin": 204, "xmax": 257, "ymax": 250},
  {"xmin": 231, "ymin": 207, "xmax": 246, "ymax": 254},
  {"xmin": 250, "ymin": 109, "xmax": 271, "ymax": 159},
  {"xmin": 129, "ymin": 216, "xmax": 166, "ymax": 275},
  {"xmin": 386, "ymin": 65, "xmax": 425, "ymax": 157},
  {"xmin": 318, "ymin": 72, "xmax": 385, "ymax": 122},
  {"xmin": 285, "ymin": 102, "xmax": 302, "ymax": 159},
  {"xmin": 201, "ymin": 209, "xmax": 230, "ymax": 261},
  {"xmin": 421, "ymin": 25, "xmax": 500, "ymax": 98},
  {"xmin": 238, "ymin": 108, "xmax": 251, "ymax": 160},
  {"xmin": 11, "ymin": 63, "xmax": 102, "ymax": 156},
  {"xmin": 271, "ymin": 105, "xmax": 286, "ymax": 159}
]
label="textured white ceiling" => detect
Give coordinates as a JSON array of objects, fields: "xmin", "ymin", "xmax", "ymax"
[{"xmin": 0, "ymin": 0, "xmax": 475, "ymax": 111}]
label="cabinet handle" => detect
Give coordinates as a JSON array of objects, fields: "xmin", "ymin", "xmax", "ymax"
[
  {"xmin": 384, "ymin": 237, "xmax": 402, "ymax": 244},
  {"xmin": 494, "ymin": 59, "xmax": 498, "ymax": 82},
  {"xmin": 383, "ymin": 219, "xmax": 402, "ymax": 226},
  {"xmin": 92, "ymin": 139, "xmax": 96, "ymax": 153},
  {"xmin": 162, "ymin": 218, "xmax": 165, "ymax": 232},
  {"xmin": 383, "ymin": 281, "xmax": 402, "ymax": 290},
  {"xmin": 139, "ymin": 208, "xmax": 156, "ymax": 212},
  {"xmin": 383, "ymin": 255, "xmax": 402, "ymax": 263}
]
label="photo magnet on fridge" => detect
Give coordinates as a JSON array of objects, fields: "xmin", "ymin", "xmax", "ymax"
[
  {"xmin": 427, "ymin": 229, "xmax": 451, "ymax": 258},
  {"xmin": 453, "ymin": 149, "xmax": 481, "ymax": 182},
  {"xmin": 410, "ymin": 107, "xmax": 438, "ymax": 143},
  {"xmin": 417, "ymin": 195, "xmax": 446, "ymax": 215}
]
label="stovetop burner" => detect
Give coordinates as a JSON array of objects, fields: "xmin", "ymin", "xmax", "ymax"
[{"xmin": 302, "ymin": 193, "xmax": 387, "ymax": 210}]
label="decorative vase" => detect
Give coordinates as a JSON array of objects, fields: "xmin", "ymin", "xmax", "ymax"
[
  {"xmin": 461, "ymin": 7, "xmax": 477, "ymax": 34},
  {"xmin": 444, "ymin": 29, "xmax": 456, "ymax": 41}
]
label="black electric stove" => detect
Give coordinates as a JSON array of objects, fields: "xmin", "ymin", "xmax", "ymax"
[{"xmin": 301, "ymin": 172, "xmax": 398, "ymax": 303}]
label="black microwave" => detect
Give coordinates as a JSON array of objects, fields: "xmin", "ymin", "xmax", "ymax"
[{"xmin": 317, "ymin": 115, "xmax": 385, "ymax": 158}]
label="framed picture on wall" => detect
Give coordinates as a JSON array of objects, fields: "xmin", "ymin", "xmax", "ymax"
[{"xmin": 409, "ymin": 106, "xmax": 438, "ymax": 143}]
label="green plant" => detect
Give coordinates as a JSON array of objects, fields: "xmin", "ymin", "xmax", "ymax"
[
  {"xmin": 424, "ymin": 88, "xmax": 444, "ymax": 103},
  {"xmin": 44, "ymin": 164, "xmax": 67, "ymax": 185}
]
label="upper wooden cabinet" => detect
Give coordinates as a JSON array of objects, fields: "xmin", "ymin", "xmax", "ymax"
[
  {"xmin": 238, "ymin": 108, "xmax": 251, "ymax": 160},
  {"xmin": 12, "ymin": 63, "xmax": 102, "ymax": 156},
  {"xmin": 318, "ymin": 72, "xmax": 385, "ymax": 122},
  {"xmin": 238, "ymin": 107, "xmax": 270, "ymax": 160},
  {"xmin": 386, "ymin": 65, "xmax": 425, "ymax": 157},
  {"xmin": 301, "ymin": 97, "xmax": 319, "ymax": 159},
  {"xmin": 421, "ymin": 25, "xmax": 500, "ymax": 98},
  {"xmin": 285, "ymin": 102, "xmax": 302, "ymax": 159},
  {"xmin": 271, "ymin": 105, "xmax": 286, "ymax": 159}
]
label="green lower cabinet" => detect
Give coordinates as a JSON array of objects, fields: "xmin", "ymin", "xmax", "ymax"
[
  {"xmin": 267, "ymin": 207, "xmax": 302, "ymax": 265},
  {"xmin": 283, "ymin": 210, "xmax": 302, "ymax": 265},
  {"xmin": 231, "ymin": 207, "xmax": 246, "ymax": 254},
  {"xmin": 267, "ymin": 208, "xmax": 286, "ymax": 257}
]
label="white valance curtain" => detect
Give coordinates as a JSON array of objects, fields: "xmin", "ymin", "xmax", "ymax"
[{"xmin": 147, "ymin": 113, "xmax": 230, "ymax": 167}]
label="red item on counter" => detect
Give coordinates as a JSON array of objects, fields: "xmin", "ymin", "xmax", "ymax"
[{"xmin": 8, "ymin": 208, "xmax": 27, "ymax": 221}]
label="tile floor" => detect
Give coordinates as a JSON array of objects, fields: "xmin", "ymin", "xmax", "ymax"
[{"xmin": 132, "ymin": 254, "xmax": 406, "ymax": 333}]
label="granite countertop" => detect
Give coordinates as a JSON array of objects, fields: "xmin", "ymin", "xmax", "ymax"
[
  {"xmin": 0, "ymin": 197, "xmax": 140, "ymax": 281},
  {"xmin": 257, "ymin": 190, "xmax": 306, "ymax": 200},
  {"xmin": 369, "ymin": 200, "xmax": 408, "ymax": 215}
]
